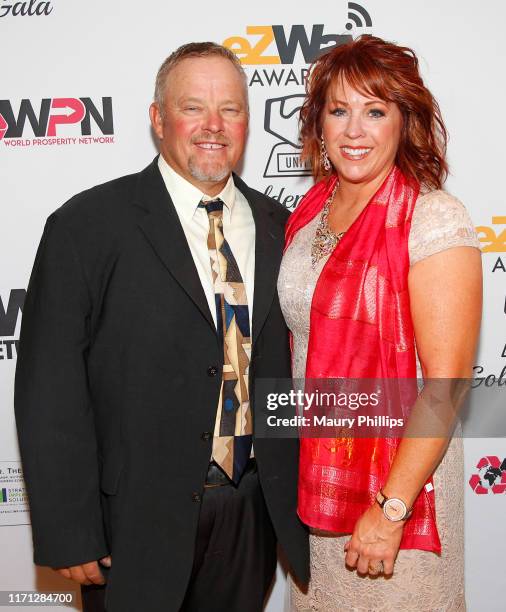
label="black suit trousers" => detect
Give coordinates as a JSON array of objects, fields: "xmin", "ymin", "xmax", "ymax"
[{"xmin": 82, "ymin": 465, "xmax": 277, "ymax": 612}]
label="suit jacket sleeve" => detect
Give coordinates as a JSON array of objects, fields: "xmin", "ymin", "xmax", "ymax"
[{"xmin": 15, "ymin": 212, "xmax": 108, "ymax": 568}]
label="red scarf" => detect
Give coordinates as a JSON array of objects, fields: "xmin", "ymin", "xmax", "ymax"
[{"xmin": 285, "ymin": 166, "xmax": 441, "ymax": 553}]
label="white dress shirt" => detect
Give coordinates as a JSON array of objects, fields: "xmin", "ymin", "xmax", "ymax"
[{"xmin": 157, "ymin": 154, "xmax": 255, "ymax": 334}]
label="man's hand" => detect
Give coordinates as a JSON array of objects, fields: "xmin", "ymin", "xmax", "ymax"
[{"xmin": 54, "ymin": 556, "xmax": 111, "ymax": 585}]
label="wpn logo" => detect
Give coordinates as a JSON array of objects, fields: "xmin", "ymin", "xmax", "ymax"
[
  {"xmin": 263, "ymin": 94, "xmax": 311, "ymax": 179},
  {"xmin": 0, "ymin": 97, "xmax": 114, "ymax": 148},
  {"xmin": 0, "ymin": 0, "xmax": 53, "ymax": 17},
  {"xmin": 0, "ymin": 289, "xmax": 25, "ymax": 361},
  {"xmin": 223, "ymin": 3, "xmax": 372, "ymax": 88},
  {"xmin": 469, "ymin": 456, "xmax": 506, "ymax": 495}
]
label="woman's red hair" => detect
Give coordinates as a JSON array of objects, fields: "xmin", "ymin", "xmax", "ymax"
[{"xmin": 300, "ymin": 35, "xmax": 448, "ymax": 189}]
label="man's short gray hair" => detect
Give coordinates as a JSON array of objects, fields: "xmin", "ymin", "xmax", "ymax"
[{"xmin": 154, "ymin": 41, "xmax": 248, "ymax": 110}]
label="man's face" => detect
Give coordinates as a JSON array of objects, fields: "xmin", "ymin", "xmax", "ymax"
[{"xmin": 150, "ymin": 56, "xmax": 249, "ymax": 197}]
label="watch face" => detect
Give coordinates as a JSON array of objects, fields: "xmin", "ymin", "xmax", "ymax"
[{"xmin": 383, "ymin": 498, "xmax": 407, "ymax": 521}]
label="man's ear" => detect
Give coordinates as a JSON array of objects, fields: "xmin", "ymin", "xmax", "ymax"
[{"xmin": 149, "ymin": 103, "xmax": 163, "ymax": 140}]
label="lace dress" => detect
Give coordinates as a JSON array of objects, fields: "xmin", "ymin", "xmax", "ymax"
[{"xmin": 278, "ymin": 190, "xmax": 481, "ymax": 612}]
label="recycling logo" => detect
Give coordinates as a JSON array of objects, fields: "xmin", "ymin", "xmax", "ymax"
[{"xmin": 469, "ymin": 456, "xmax": 506, "ymax": 494}]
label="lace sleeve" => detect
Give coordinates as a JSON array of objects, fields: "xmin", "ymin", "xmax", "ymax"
[{"xmin": 409, "ymin": 190, "xmax": 481, "ymax": 266}]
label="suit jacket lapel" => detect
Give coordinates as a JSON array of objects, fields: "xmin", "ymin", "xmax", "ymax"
[
  {"xmin": 134, "ymin": 161, "xmax": 284, "ymax": 343},
  {"xmin": 135, "ymin": 159, "xmax": 216, "ymax": 332},
  {"xmin": 233, "ymin": 175, "xmax": 285, "ymax": 347}
]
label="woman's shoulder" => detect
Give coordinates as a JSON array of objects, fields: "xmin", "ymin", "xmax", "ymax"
[
  {"xmin": 409, "ymin": 189, "xmax": 481, "ymax": 265},
  {"xmin": 415, "ymin": 188, "xmax": 468, "ymax": 216}
]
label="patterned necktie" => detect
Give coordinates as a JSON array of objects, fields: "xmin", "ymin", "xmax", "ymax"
[{"xmin": 199, "ymin": 198, "xmax": 252, "ymax": 483}]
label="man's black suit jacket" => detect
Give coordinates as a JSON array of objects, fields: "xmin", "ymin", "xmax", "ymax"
[{"xmin": 14, "ymin": 159, "xmax": 309, "ymax": 611}]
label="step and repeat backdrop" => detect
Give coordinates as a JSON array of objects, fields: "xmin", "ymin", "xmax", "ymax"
[{"xmin": 1, "ymin": 1, "xmax": 505, "ymax": 610}]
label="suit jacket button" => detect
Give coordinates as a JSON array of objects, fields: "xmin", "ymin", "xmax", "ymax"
[
  {"xmin": 192, "ymin": 492, "xmax": 202, "ymax": 503},
  {"xmin": 207, "ymin": 366, "xmax": 219, "ymax": 377},
  {"xmin": 201, "ymin": 431, "xmax": 212, "ymax": 441}
]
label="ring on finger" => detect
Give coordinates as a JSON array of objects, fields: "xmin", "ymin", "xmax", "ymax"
[{"xmin": 368, "ymin": 560, "xmax": 384, "ymax": 575}]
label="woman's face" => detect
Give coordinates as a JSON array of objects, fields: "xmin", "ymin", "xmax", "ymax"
[{"xmin": 321, "ymin": 78, "xmax": 403, "ymax": 186}]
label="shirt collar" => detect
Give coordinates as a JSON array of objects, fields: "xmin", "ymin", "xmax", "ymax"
[{"xmin": 157, "ymin": 154, "xmax": 236, "ymax": 223}]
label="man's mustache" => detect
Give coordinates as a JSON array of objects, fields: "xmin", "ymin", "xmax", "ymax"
[{"xmin": 191, "ymin": 134, "xmax": 230, "ymax": 146}]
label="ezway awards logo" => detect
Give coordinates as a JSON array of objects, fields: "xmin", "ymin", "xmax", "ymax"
[
  {"xmin": 224, "ymin": 4, "xmax": 373, "ymax": 199},
  {"xmin": 0, "ymin": 97, "xmax": 114, "ymax": 147},
  {"xmin": 223, "ymin": 24, "xmax": 351, "ymax": 66},
  {"xmin": 477, "ymin": 215, "xmax": 506, "ymax": 273},
  {"xmin": 222, "ymin": 3, "xmax": 372, "ymax": 87}
]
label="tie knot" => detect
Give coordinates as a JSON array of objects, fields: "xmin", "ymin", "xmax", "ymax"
[{"xmin": 199, "ymin": 198, "xmax": 224, "ymax": 215}]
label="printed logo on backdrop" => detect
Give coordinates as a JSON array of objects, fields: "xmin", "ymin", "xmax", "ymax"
[
  {"xmin": 472, "ymin": 294, "xmax": 506, "ymax": 389},
  {"xmin": 0, "ymin": 289, "xmax": 25, "ymax": 361},
  {"xmin": 263, "ymin": 94, "xmax": 310, "ymax": 183},
  {"xmin": 477, "ymin": 215, "xmax": 506, "ymax": 272},
  {"xmin": 0, "ymin": 462, "xmax": 29, "ymax": 526},
  {"xmin": 476, "ymin": 216, "xmax": 506, "ymax": 374},
  {"xmin": 0, "ymin": 97, "xmax": 114, "ymax": 148},
  {"xmin": 223, "ymin": 3, "xmax": 371, "ymax": 74},
  {"xmin": 469, "ymin": 456, "xmax": 506, "ymax": 495},
  {"xmin": 0, "ymin": 0, "xmax": 52, "ymax": 17},
  {"xmin": 223, "ymin": 3, "xmax": 373, "ymax": 207}
]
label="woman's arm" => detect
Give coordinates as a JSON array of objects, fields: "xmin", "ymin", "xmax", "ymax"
[
  {"xmin": 383, "ymin": 245, "xmax": 482, "ymax": 503},
  {"xmin": 344, "ymin": 245, "xmax": 482, "ymax": 575}
]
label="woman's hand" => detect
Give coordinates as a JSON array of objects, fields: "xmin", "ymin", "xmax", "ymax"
[{"xmin": 344, "ymin": 503, "xmax": 404, "ymax": 576}]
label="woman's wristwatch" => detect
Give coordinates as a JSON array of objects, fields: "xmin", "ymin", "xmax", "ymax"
[{"xmin": 375, "ymin": 489, "xmax": 414, "ymax": 521}]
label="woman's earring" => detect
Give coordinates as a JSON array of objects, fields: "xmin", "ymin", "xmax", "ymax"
[{"xmin": 320, "ymin": 135, "xmax": 332, "ymax": 172}]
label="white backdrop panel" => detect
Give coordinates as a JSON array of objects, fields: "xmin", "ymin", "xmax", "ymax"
[{"xmin": 1, "ymin": 1, "xmax": 505, "ymax": 610}]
